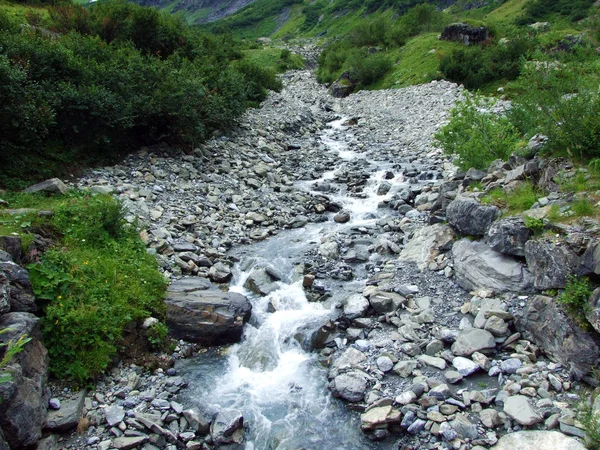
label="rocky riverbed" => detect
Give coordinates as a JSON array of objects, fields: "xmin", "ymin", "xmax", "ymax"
[{"xmin": 4, "ymin": 55, "xmax": 599, "ymax": 450}]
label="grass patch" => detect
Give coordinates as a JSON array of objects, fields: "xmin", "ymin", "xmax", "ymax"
[
  {"xmin": 482, "ymin": 181, "xmax": 540, "ymax": 214},
  {"xmin": 1, "ymin": 191, "xmax": 167, "ymax": 383}
]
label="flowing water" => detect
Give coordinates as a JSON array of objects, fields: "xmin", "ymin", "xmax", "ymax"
[{"xmin": 177, "ymin": 119, "xmax": 423, "ymax": 449}]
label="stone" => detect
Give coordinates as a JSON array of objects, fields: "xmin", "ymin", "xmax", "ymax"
[
  {"xmin": 451, "ymin": 329, "xmax": 496, "ymax": 357},
  {"xmin": 516, "ymin": 295, "xmax": 600, "ymax": 379},
  {"xmin": 524, "ymin": 239, "xmax": 580, "ymax": 290},
  {"xmin": 105, "ymin": 405, "xmax": 125, "ymax": 427},
  {"xmin": 399, "ymin": 224, "xmax": 455, "ymax": 271},
  {"xmin": 452, "ymin": 356, "xmax": 479, "ymax": 376},
  {"xmin": 23, "ymin": 178, "xmax": 68, "ymax": 195},
  {"xmin": 330, "ymin": 371, "xmax": 367, "ymax": 402},
  {"xmin": 490, "ymin": 430, "xmax": 586, "ymax": 450},
  {"xmin": 486, "ymin": 217, "xmax": 532, "ymax": 257},
  {"xmin": 446, "ymin": 197, "xmax": 500, "ymax": 236},
  {"xmin": 452, "ymin": 239, "xmax": 534, "ymax": 293},
  {"xmin": 208, "ymin": 262, "xmax": 232, "ymax": 283},
  {"xmin": 0, "ymin": 312, "xmax": 49, "ymax": 448},
  {"xmin": 441, "ymin": 23, "xmax": 489, "ymax": 45},
  {"xmin": 165, "ymin": 278, "xmax": 251, "ymax": 346},
  {"xmin": 45, "ymin": 389, "xmax": 86, "ymax": 432},
  {"xmin": 342, "ymin": 294, "xmax": 370, "ymax": 319},
  {"xmin": 503, "ymin": 395, "xmax": 542, "ymax": 426},
  {"xmin": 211, "ymin": 409, "xmax": 244, "ymax": 445}
]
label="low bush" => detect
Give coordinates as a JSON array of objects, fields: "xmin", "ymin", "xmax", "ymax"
[{"xmin": 434, "ymin": 93, "xmax": 520, "ymax": 171}]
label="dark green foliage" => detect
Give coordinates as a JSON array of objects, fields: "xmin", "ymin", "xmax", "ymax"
[
  {"xmin": 0, "ymin": 1, "xmax": 280, "ymax": 188},
  {"xmin": 26, "ymin": 194, "xmax": 167, "ymax": 382},
  {"xmin": 440, "ymin": 38, "xmax": 534, "ymax": 89}
]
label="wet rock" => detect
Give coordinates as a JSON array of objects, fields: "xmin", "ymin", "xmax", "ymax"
[
  {"xmin": 452, "ymin": 239, "xmax": 534, "ymax": 293},
  {"xmin": 23, "ymin": 178, "xmax": 68, "ymax": 195},
  {"xmin": 451, "ymin": 328, "xmax": 496, "ymax": 357},
  {"xmin": 516, "ymin": 295, "xmax": 600, "ymax": 379},
  {"xmin": 486, "ymin": 217, "xmax": 532, "ymax": 257},
  {"xmin": 490, "ymin": 430, "xmax": 586, "ymax": 450},
  {"xmin": 0, "ymin": 312, "xmax": 49, "ymax": 448},
  {"xmin": 330, "ymin": 371, "xmax": 368, "ymax": 402},
  {"xmin": 446, "ymin": 197, "xmax": 500, "ymax": 236},
  {"xmin": 399, "ymin": 224, "xmax": 455, "ymax": 271},
  {"xmin": 165, "ymin": 278, "xmax": 251, "ymax": 345},
  {"xmin": 504, "ymin": 395, "xmax": 542, "ymax": 426},
  {"xmin": 524, "ymin": 239, "xmax": 580, "ymax": 289}
]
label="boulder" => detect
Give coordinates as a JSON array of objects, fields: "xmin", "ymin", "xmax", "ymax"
[
  {"xmin": 399, "ymin": 224, "xmax": 455, "ymax": 271},
  {"xmin": 243, "ymin": 268, "xmax": 279, "ymax": 296},
  {"xmin": 441, "ymin": 23, "xmax": 489, "ymax": 45},
  {"xmin": 516, "ymin": 295, "xmax": 600, "ymax": 378},
  {"xmin": 491, "ymin": 430, "xmax": 586, "ymax": 450},
  {"xmin": 485, "ymin": 217, "xmax": 532, "ymax": 257},
  {"xmin": 451, "ymin": 329, "xmax": 496, "ymax": 357},
  {"xmin": 0, "ymin": 261, "xmax": 37, "ymax": 313},
  {"xmin": 446, "ymin": 197, "xmax": 500, "ymax": 236},
  {"xmin": 452, "ymin": 239, "xmax": 534, "ymax": 293},
  {"xmin": 23, "ymin": 178, "xmax": 68, "ymax": 195},
  {"xmin": 524, "ymin": 239, "xmax": 580, "ymax": 289},
  {"xmin": 165, "ymin": 278, "xmax": 251, "ymax": 346},
  {"xmin": 503, "ymin": 395, "xmax": 542, "ymax": 426},
  {"xmin": 0, "ymin": 313, "xmax": 49, "ymax": 449}
]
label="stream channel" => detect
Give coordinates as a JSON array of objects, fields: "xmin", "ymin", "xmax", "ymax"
[{"xmin": 176, "ymin": 118, "xmax": 435, "ymax": 449}]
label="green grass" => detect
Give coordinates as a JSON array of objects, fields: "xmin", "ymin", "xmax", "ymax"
[{"xmin": 1, "ymin": 190, "xmax": 167, "ymax": 382}]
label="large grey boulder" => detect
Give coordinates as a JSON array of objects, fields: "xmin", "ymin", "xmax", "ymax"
[
  {"xmin": 0, "ymin": 312, "xmax": 49, "ymax": 449},
  {"xmin": 451, "ymin": 328, "xmax": 496, "ymax": 356},
  {"xmin": 516, "ymin": 295, "xmax": 600, "ymax": 379},
  {"xmin": 446, "ymin": 197, "xmax": 500, "ymax": 236},
  {"xmin": 491, "ymin": 430, "xmax": 586, "ymax": 450},
  {"xmin": 486, "ymin": 217, "xmax": 532, "ymax": 256},
  {"xmin": 0, "ymin": 260, "xmax": 37, "ymax": 313},
  {"xmin": 399, "ymin": 223, "xmax": 455, "ymax": 271},
  {"xmin": 524, "ymin": 239, "xmax": 580, "ymax": 290},
  {"xmin": 166, "ymin": 278, "xmax": 252, "ymax": 346},
  {"xmin": 23, "ymin": 178, "xmax": 68, "ymax": 195},
  {"xmin": 452, "ymin": 239, "xmax": 534, "ymax": 293}
]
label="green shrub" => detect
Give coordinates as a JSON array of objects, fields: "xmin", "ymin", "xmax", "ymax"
[
  {"xmin": 27, "ymin": 194, "xmax": 167, "ymax": 382},
  {"xmin": 435, "ymin": 93, "xmax": 521, "ymax": 171}
]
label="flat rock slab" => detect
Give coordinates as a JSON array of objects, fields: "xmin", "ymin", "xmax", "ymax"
[
  {"xmin": 45, "ymin": 389, "xmax": 87, "ymax": 432},
  {"xmin": 166, "ymin": 277, "xmax": 251, "ymax": 346},
  {"xmin": 491, "ymin": 430, "xmax": 586, "ymax": 450}
]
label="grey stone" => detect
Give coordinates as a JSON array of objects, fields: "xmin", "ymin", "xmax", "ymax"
[
  {"xmin": 451, "ymin": 328, "xmax": 496, "ymax": 356},
  {"xmin": 23, "ymin": 178, "xmax": 68, "ymax": 195},
  {"xmin": 0, "ymin": 312, "xmax": 49, "ymax": 448},
  {"xmin": 330, "ymin": 371, "xmax": 368, "ymax": 402},
  {"xmin": 516, "ymin": 295, "xmax": 600, "ymax": 379},
  {"xmin": 452, "ymin": 239, "xmax": 534, "ymax": 293},
  {"xmin": 486, "ymin": 217, "xmax": 532, "ymax": 257},
  {"xmin": 165, "ymin": 278, "xmax": 251, "ymax": 346},
  {"xmin": 524, "ymin": 239, "xmax": 580, "ymax": 290},
  {"xmin": 446, "ymin": 197, "xmax": 500, "ymax": 236},
  {"xmin": 399, "ymin": 224, "xmax": 455, "ymax": 271},
  {"xmin": 490, "ymin": 430, "xmax": 586, "ymax": 450},
  {"xmin": 46, "ymin": 390, "xmax": 86, "ymax": 432},
  {"xmin": 503, "ymin": 395, "xmax": 542, "ymax": 426}
]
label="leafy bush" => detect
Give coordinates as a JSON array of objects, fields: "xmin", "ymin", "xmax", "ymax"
[
  {"xmin": 27, "ymin": 194, "xmax": 167, "ymax": 382},
  {"xmin": 435, "ymin": 93, "xmax": 520, "ymax": 170}
]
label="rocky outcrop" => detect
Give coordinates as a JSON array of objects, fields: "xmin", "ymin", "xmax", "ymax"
[
  {"xmin": 441, "ymin": 23, "xmax": 489, "ymax": 45},
  {"xmin": 446, "ymin": 196, "xmax": 500, "ymax": 236},
  {"xmin": 0, "ymin": 312, "xmax": 49, "ymax": 449},
  {"xmin": 524, "ymin": 239, "xmax": 580, "ymax": 290},
  {"xmin": 452, "ymin": 239, "xmax": 534, "ymax": 293},
  {"xmin": 516, "ymin": 295, "xmax": 600, "ymax": 378},
  {"xmin": 165, "ymin": 277, "xmax": 251, "ymax": 345}
]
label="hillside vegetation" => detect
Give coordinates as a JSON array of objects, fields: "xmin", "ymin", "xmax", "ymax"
[{"xmin": 0, "ymin": 0, "xmax": 282, "ymax": 188}]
